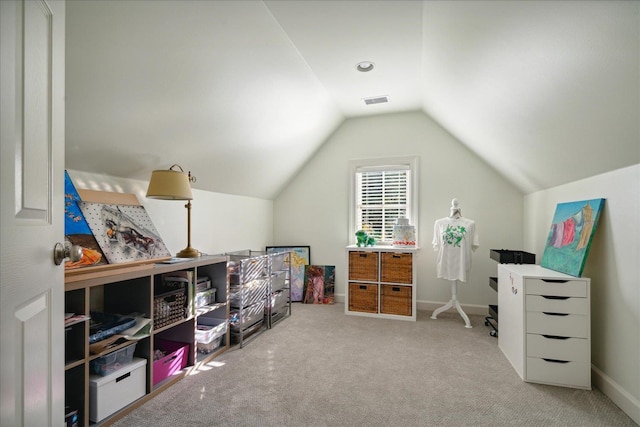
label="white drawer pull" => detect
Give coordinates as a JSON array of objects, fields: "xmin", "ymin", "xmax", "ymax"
[
  {"xmin": 542, "ymin": 312, "xmax": 569, "ymax": 316},
  {"xmin": 541, "ymin": 279, "xmax": 569, "ymax": 283},
  {"xmin": 542, "ymin": 295, "xmax": 569, "ymax": 300}
]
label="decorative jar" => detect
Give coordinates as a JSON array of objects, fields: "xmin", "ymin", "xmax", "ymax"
[{"xmin": 392, "ymin": 217, "xmax": 416, "ymax": 247}]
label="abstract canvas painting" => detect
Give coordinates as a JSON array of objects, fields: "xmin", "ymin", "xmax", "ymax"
[
  {"xmin": 541, "ymin": 198, "xmax": 605, "ymax": 277},
  {"xmin": 64, "ymin": 171, "xmax": 107, "ymax": 268},
  {"xmin": 266, "ymin": 246, "xmax": 310, "ymax": 302},
  {"xmin": 303, "ymin": 265, "xmax": 335, "ymax": 304},
  {"xmin": 79, "ymin": 201, "xmax": 171, "ymax": 264}
]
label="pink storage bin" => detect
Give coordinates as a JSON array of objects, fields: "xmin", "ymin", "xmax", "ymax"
[{"xmin": 153, "ymin": 339, "xmax": 189, "ymax": 386}]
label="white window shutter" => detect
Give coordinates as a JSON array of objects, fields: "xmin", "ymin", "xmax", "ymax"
[{"xmin": 356, "ymin": 168, "xmax": 411, "ymax": 243}]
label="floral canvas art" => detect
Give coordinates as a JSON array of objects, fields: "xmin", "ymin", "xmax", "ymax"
[
  {"xmin": 303, "ymin": 265, "xmax": 335, "ymax": 304},
  {"xmin": 541, "ymin": 198, "xmax": 605, "ymax": 277}
]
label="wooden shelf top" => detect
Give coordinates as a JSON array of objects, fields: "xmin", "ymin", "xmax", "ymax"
[{"xmin": 65, "ymin": 255, "xmax": 228, "ymax": 290}]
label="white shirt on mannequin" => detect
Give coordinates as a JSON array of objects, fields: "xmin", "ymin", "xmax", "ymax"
[{"xmin": 432, "ymin": 204, "xmax": 479, "ymax": 283}]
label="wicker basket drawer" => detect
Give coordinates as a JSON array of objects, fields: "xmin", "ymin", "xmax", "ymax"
[
  {"xmin": 348, "ymin": 251, "xmax": 379, "ymax": 281},
  {"xmin": 348, "ymin": 283, "xmax": 378, "ymax": 313},
  {"xmin": 380, "ymin": 285, "xmax": 412, "ymax": 316},
  {"xmin": 381, "ymin": 252, "xmax": 412, "ymax": 284},
  {"xmin": 153, "ymin": 290, "xmax": 186, "ymax": 329}
]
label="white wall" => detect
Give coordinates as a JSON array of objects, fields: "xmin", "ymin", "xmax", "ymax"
[
  {"xmin": 273, "ymin": 111, "xmax": 523, "ymax": 312},
  {"xmin": 524, "ymin": 164, "xmax": 640, "ymax": 423},
  {"xmin": 67, "ymin": 170, "xmax": 274, "ymax": 256}
]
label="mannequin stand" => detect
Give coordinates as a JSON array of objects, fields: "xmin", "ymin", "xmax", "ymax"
[{"xmin": 431, "ymin": 280, "xmax": 472, "ymax": 328}]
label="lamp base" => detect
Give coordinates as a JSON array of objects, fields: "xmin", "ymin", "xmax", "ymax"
[{"xmin": 176, "ymin": 246, "xmax": 200, "ymax": 258}]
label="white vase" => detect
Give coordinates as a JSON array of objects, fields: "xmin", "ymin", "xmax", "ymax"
[{"xmin": 392, "ymin": 217, "xmax": 416, "ymax": 247}]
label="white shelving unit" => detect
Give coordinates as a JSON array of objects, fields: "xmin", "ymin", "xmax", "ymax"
[{"xmin": 345, "ymin": 245, "xmax": 418, "ymax": 322}]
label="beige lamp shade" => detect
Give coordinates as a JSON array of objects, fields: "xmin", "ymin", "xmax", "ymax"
[{"xmin": 146, "ymin": 169, "xmax": 193, "ymax": 200}]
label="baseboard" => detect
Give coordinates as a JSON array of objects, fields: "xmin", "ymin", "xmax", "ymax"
[
  {"xmin": 417, "ymin": 300, "xmax": 488, "ymax": 316},
  {"xmin": 333, "ymin": 294, "xmax": 489, "ymax": 316},
  {"xmin": 592, "ymin": 365, "xmax": 640, "ymax": 425}
]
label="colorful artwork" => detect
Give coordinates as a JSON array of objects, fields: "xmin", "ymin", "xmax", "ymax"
[
  {"xmin": 79, "ymin": 201, "xmax": 171, "ymax": 264},
  {"xmin": 303, "ymin": 265, "xmax": 335, "ymax": 304},
  {"xmin": 266, "ymin": 246, "xmax": 310, "ymax": 302},
  {"xmin": 64, "ymin": 171, "xmax": 107, "ymax": 268},
  {"xmin": 541, "ymin": 198, "xmax": 605, "ymax": 277}
]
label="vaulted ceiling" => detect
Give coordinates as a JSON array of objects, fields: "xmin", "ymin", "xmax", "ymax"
[{"xmin": 65, "ymin": 0, "xmax": 639, "ymax": 200}]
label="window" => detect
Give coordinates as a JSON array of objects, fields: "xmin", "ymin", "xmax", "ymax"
[{"xmin": 350, "ymin": 157, "xmax": 418, "ymax": 245}]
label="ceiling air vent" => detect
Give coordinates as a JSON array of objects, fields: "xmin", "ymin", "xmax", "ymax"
[{"xmin": 363, "ymin": 95, "xmax": 389, "ymax": 105}]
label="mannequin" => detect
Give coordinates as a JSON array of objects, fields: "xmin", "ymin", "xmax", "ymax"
[{"xmin": 431, "ymin": 199, "xmax": 479, "ymax": 328}]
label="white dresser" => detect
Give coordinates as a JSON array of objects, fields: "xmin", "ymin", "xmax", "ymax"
[{"xmin": 498, "ymin": 264, "xmax": 591, "ymax": 389}]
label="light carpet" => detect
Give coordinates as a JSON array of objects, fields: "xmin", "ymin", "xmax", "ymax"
[{"xmin": 113, "ymin": 303, "xmax": 637, "ymax": 426}]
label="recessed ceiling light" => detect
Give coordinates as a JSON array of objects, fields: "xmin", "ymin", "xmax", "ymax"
[{"xmin": 356, "ymin": 61, "xmax": 375, "ymax": 72}]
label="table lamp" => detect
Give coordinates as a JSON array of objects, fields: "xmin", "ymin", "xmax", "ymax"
[{"xmin": 146, "ymin": 164, "xmax": 200, "ymax": 257}]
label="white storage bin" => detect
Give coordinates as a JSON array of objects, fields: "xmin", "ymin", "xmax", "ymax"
[
  {"xmin": 89, "ymin": 357, "xmax": 147, "ymax": 423},
  {"xmin": 196, "ymin": 276, "xmax": 212, "ymax": 292},
  {"xmin": 196, "ymin": 317, "xmax": 227, "ymax": 343},
  {"xmin": 195, "ymin": 288, "xmax": 216, "ymax": 308}
]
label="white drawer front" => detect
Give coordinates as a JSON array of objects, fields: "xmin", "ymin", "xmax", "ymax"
[
  {"xmin": 90, "ymin": 358, "xmax": 147, "ymax": 422},
  {"xmin": 525, "ymin": 278, "xmax": 587, "ymax": 297},
  {"xmin": 527, "ymin": 334, "xmax": 589, "ymax": 362},
  {"xmin": 526, "ymin": 295, "xmax": 588, "ymax": 315},
  {"xmin": 526, "ymin": 357, "xmax": 591, "ymax": 389},
  {"xmin": 526, "ymin": 311, "xmax": 588, "ymax": 338}
]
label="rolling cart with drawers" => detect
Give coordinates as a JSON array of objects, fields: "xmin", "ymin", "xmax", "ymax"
[{"xmin": 486, "ymin": 249, "xmax": 536, "ymax": 337}]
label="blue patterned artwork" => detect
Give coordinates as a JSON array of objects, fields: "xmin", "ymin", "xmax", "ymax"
[
  {"xmin": 541, "ymin": 198, "xmax": 605, "ymax": 277},
  {"xmin": 64, "ymin": 171, "xmax": 107, "ymax": 268}
]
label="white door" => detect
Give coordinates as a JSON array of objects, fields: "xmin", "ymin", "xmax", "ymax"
[{"xmin": 1, "ymin": 1, "xmax": 66, "ymax": 426}]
